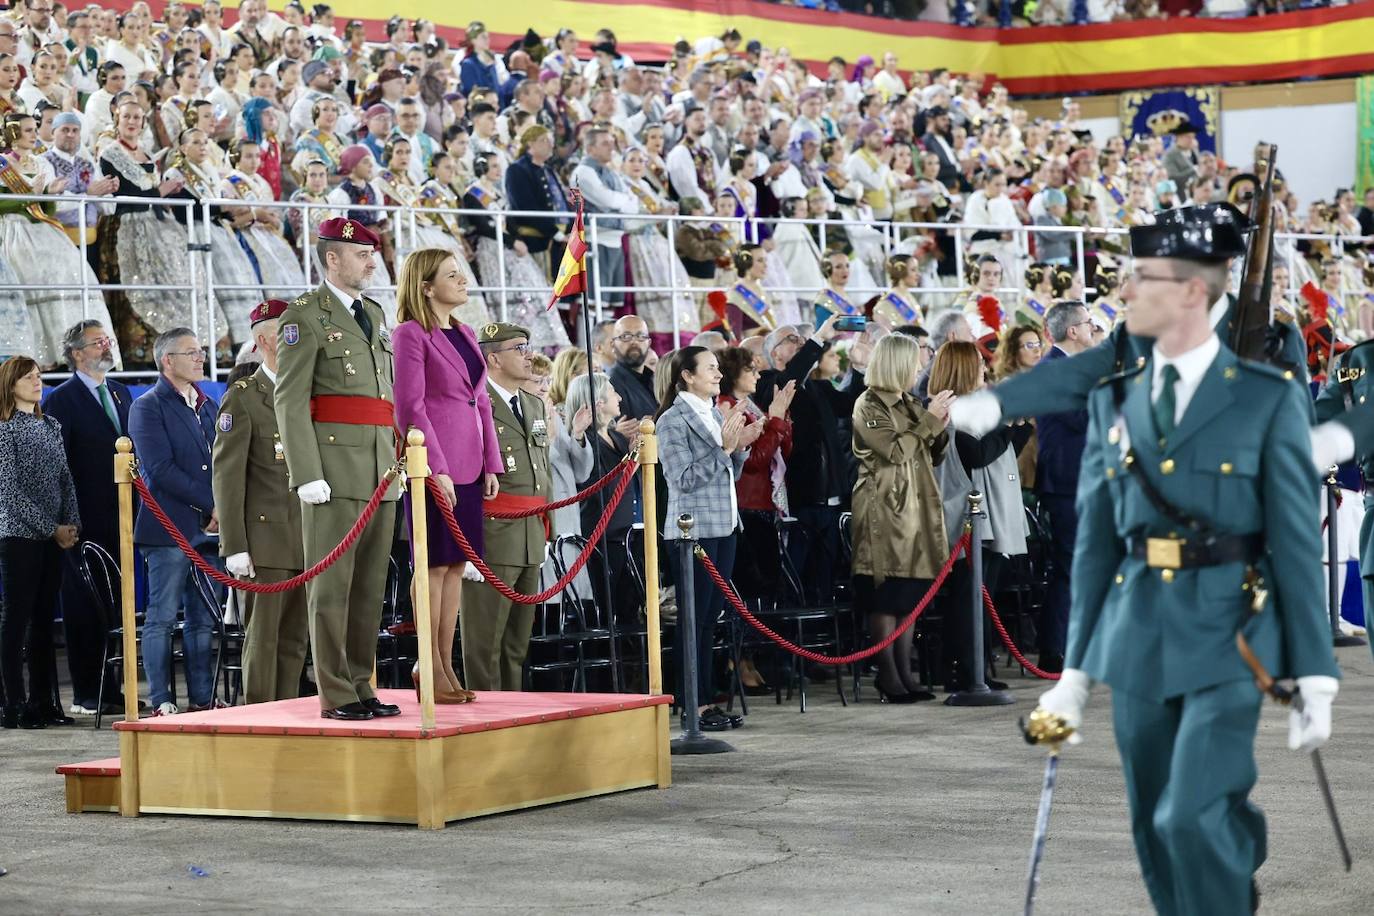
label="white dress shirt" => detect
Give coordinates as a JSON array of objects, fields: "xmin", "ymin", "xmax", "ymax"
[{"xmin": 1151, "ymin": 333, "xmax": 1220, "ymax": 426}]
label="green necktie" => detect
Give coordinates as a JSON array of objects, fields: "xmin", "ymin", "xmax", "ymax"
[
  {"xmin": 1153, "ymin": 363, "xmax": 1180, "ymax": 440},
  {"xmin": 97, "ymin": 383, "xmax": 119, "ymax": 433}
]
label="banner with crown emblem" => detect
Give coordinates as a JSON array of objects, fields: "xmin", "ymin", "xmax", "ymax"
[{"xmin": 1119, "ymin": 88, "xmax": 1220, "ymax": 155}]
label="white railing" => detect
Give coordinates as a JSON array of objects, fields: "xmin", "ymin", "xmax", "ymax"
[{"xmin": 6, "ymin": 188, "xmax": 1368, "ymax": 382}]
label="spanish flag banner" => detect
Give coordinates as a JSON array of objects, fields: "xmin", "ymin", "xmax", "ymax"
[{"xmin": 548, "ymin": 203, "xmax": 588, "ymax": 311}]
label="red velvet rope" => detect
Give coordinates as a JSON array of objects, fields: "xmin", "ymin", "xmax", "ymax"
[
  {"xmin": 481, "ymin": 456, "xmax": 635, "ymax": 518},
  {"xmin": 982, "ymin": 585, "xmax": 1061, "ymax": 681},
  {"xmin": 430, "ymin": 459, "xmax": 637, "ymax": 605},
  {"xmin": 130, "ymin": 471, "xmax": 397, "ymax": 593},
  {"xmin": 695, "ymin": 532, "xmax": 971, "ymax": 665}
]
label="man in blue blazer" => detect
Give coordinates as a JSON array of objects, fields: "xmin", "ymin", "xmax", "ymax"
[
  {"xmin": 127, "ymin": 327, "xmax": 224, "ymax": 716},
  {"xmin": 1033, "ymin": 301, "xmax": 1095, "ymax": 674},
  {"xmin": 43, "ymin": 321, "xmax": 134, "ymax": 716}
]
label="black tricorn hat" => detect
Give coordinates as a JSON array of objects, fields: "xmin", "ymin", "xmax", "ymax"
[
  {"xmin": 1129, "ymin": 203, "xmax": 1249, "ymax": 262},
  {"xmin": 1170, "ymin": 121, "xmax": 1199, "ymax": 135}
]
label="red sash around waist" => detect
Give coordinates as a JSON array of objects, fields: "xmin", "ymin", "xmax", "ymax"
[
  {"xmin": 485, "ymin": 491, "xmax": 550, "ymax": 538},
  {"xmin": 309, "ymin": 395, "xmax": 395, "ymax": 426}
]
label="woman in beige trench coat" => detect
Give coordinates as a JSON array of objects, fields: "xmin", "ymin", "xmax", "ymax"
[{"xmin": 851, "ymin": 333, "xmax": 955, "ymax": 703}]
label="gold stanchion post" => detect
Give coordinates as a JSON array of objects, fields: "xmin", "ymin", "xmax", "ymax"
[
  {"xmin": 406, "ymin": 429, "xmax": 436, "ymax": 732},
  {"xmin": 638, "ymin": 420, "xmax": 661, "ymax": 696},
  {"xmin": 114, "ymin": 437, "xmax": 139, "ymax": 816},
  {"xmin": 639, "ymin": 420, "xmax": 672, "ymax": 789},
  {"xmin": 406, "ymin": 428, "xmax": 446, "ymax": 830}
]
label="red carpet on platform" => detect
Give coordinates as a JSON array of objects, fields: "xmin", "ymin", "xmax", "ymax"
[{"xmin": 107, "ymin": 689, "xmax": 671, "ymax": 740}]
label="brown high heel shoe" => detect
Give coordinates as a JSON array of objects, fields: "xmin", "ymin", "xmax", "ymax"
[{"xmin": 411, "ymin": 664, "xmax": 475, "ymax": 704}]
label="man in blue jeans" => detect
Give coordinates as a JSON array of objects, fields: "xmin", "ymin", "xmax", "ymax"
[{"xmin": 128, "ymin": 328, "xmax": 225, "ymax": 716}]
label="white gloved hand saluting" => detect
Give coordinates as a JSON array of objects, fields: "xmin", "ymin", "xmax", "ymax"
[
  {"xmin": 226, "ymin": 552, "xmax": 256, "ymax": 578},
  {"xmin": 1288, "ymin": 675, "xmax": 1339, "ymax": 753},
  {"xmin": 1035, "ymin": 668, "xmax": 1092, "ymax": 745},
  {"xmin": 948, "ymin": 389, "xmax": 1002, "ymax": 436},
  {"xmin": 297, "ymin": 479, "xmax": 332, "ymax": 505}
]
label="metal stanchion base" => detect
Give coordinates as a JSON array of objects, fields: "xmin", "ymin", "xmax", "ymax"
[
  {"xmin": 1334, "ymin": 634, "xmax": 1367, "ymax": 648},
  {"xmin": 945, "ymin": 685, "xmax": 1015, "ymax": 707},
  {"xmin": 671, "ymin": 733, "xmax": 735, "ymax": 755}
]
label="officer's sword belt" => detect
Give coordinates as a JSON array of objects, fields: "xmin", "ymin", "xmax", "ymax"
[{"xmin": 1123, "ymin": 447, "xmax": 1265, "ymax": 571}]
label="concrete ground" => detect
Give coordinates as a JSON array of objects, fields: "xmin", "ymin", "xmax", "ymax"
[{"xmin": 3, "ymin": 646, "xmax": 1373, "ymax": 915}]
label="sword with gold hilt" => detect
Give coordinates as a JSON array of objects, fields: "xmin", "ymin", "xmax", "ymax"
[{"xmin": 1019, "ymin": 708, "xmax": 1078, "ymax": 915}]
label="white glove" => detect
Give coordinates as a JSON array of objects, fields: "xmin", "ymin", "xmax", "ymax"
[
  {"xmin": 948, "ymin": 389, "xmax": 1002, "ymax": 435},
  {"xmin": 297, "ymin": 479, "xmax": 332, "ymax": 505},
  {"xmin": 1310, "ymin": 422, "xmax": 1355, "ymax": 474},
  {"xmin": 226, "ymin": 552, "xmax": 255, "ymax": 578},
  {"xmin": 1035, "ymin": 668, "xmax": 1092, "ymax": 746},
  {"xmin": 1288, "ymin": 675, "xmax": 1339, "ymax": 753},
  {"xmin": 462, "ymin": 561, "xmax": 484, "ymax": 582}
]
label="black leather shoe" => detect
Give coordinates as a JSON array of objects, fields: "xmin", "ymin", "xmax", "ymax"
[
  {"xmin": 694, "ymin": 710, "xmax": 733, "ymax": 732},
  {"xmin": 43, "ymin": 707, "xmax": 75, "ymax": 726},
  {"xmin": 362, "ymin": 697, "xmax": 401, "ymax": 717},
  {"xmin": 1038, "ymin": 652, "xmax": 1065, "ymax": 675},
  {"xmin": 0, "ymin": 705, "xmax": 18, "ymax": 729},
  {"xmin": 321, "ymin": 702, "xmax": 373, "ymax": 721},
  {"xmin": 705, "ymin": 705, "xmax": 743, "ymax": 728},
  {"xmin": 18, "ymin": 705, "xmax": 47, "ymax": 729},
  {"xmin": 985, "ymin": 677, "xmax": 1009, "ymax": 691}
]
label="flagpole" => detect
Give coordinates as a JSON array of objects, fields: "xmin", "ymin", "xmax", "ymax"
[{"xmin": 570, "ymin": 190, "xmax": 624, "ymax": 691}]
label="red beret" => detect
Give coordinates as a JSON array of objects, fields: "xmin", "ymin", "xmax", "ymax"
[
  {"xmin": 249, "ymin": 298, "xmax": 290, "ymax": 326},
  {"xmin": 317, "ymin": 216, "xmax": 381, "ymax": 249}
]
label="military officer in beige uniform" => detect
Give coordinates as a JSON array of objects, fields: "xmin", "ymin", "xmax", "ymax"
[
  {"xmin": 274, "ymin": 217, "xmax": 402, "ymax": 721},
  {"xmin": 212, "ymin": 299, "xmax": 308, "ymax": 704},
  {"xmin": 462, "ymin": 322, "xmax": 552, "ymax": 691}
]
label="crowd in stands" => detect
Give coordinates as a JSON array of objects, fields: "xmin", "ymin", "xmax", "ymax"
[
  {"xmin": 765, "ymin": 0, "xmax": 1348, "ymax": 25},
  {"xmin": 0, "ymin": 4, "xmax": 1366, "ymax": 373},
  {"xmin": 0, "ymin": 2, "xmax": 1372, "ymax": 728}
]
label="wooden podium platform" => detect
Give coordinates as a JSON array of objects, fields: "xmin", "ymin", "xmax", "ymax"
[{"xmin": 58, "ymin": 690, "xmax": 673, "ymax": 828}]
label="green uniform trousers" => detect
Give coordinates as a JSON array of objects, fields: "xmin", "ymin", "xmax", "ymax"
[
  {"xmin": 240, "ymin": 566, "xmax": 310, "ymax": 704},
  {"xmin": 1112, "ymin": 679, "xmax": 1265, "ymax": 916},
  {"xmin": 302, "ymin": 499, "xmax": 396, "ymax": 710},
  {"xmin": 460, "ymin": 563, "xmax": 539, "ymax": 691}
]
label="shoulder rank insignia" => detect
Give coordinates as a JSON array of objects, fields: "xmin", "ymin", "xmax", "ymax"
[
  {"xmin": 293, "ymin": 296, "xmax": 307, "ymax": 307},
  {"xmin": 326, "ymin": 330, "xmax": 344, "ymax": 342},
  {"xmin": 1337, "ymin": 367, "xmax": 1364, "ymax": 384},
  {"xmin": 282, "ymin": 323, "xmax": 300, "ymax": 346},
  {"xmin": 233, "ymin": 378, "xmax": 250, "ymax": 389}
]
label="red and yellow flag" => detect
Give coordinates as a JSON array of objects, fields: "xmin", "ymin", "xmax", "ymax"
[{"xmin": 547, "ymin": 206, "xmax": 587, "ymax": 310}]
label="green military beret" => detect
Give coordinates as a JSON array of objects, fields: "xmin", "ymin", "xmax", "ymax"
[{"xmin": 478, "ymin": 322, "xmax": 532, "ymax": 345}]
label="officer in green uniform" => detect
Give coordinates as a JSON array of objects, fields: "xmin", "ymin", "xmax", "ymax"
[
  {"xmin": 274, "ymin": 217, "xmax": 402, "ymax": 721},
  {"xmin": 1314, "ymin": 340, "xmax": 1374, "ymax": 656},
  {"xmin": 212, "ymin": 299, "xmax": 308, "ymax": 704},
  {"xmin": 1032, "ymin": 206, "xmax": 1340, "ymax": 914},
  {"xmin": 461, "ymin": 322, "xmax": 551, "ymax": 691}
]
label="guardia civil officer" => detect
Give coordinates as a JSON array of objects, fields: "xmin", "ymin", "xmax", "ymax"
[
  {"xmin": 1314, "ymin": 342, "xmax": 1374, "ymax": 656},
  {"xmin": 460, "ymin": 322, "xmax": 552, "ymax": 691},
  {"xmin": 274, "ymin": 217, "xmax": 402, "ymax": 721},
  {"xmin": 1033, "ymin": 206, "xmax": 1339, "ymax": 914},
  {"xmin": 212, "ymin": 300, "xmax": 307, "ymax": 704}
]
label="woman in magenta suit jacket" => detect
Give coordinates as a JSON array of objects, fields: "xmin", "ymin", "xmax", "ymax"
[{"xmin": 393, "ymin": 249, "xmax": 503, "ymax": 704}]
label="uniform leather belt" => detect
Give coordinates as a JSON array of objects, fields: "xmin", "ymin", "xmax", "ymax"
[
  {"xmin": 1126, "ymin": 533, "xmax": 1264, "ymax": 570},
  {"xmin": 309, "ymin": 395, "xmax": 395, "ymax": 426},
  {"xmin": 485, "ymin": 491, "xmax": 549, "ymax": 538}
]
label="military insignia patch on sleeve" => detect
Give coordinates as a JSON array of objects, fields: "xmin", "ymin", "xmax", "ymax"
[
  {"xmin": 218, "ymin": 413, "xmax": 233, "ymax": 431},
  {"xmin": 283, "ymin": 323, "xmax": 300, "ymax": 345}
]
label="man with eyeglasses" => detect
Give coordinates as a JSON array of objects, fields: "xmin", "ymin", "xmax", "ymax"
[
  {"xmin": 462, "ymin": 322, "xmax": 553, "ymax": 691},
  {"xmin": 44, "ymin": 321, "xmax": 132, "ymax": 715},
  {"xmin": 17, "ymin": 0, "xmax": 60, "ymax": 69},
  {"xmin": 1022, "ymin": 205, "xmax": 1338, "ymax": 913},
  {"xmin": 607, "ymin": 314, "xmax": 658, "ymax": 422},
  {"xmin": 128, "ymin": 327, "xmax": 226, "ymax": 717},
  {"xmin": 1032, "ymin": 300, "xmax": 1095, "ymax": 675}
]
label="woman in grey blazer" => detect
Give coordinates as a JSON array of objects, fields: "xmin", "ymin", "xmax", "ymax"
[{"xmin": 655, "ymin": 346, "xmax": 763, "ymax": 731}]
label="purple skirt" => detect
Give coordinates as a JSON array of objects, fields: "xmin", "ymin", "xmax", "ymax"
[{"xmin": 405, "ymin": 476, "xmax": 484, "ymax": 568}]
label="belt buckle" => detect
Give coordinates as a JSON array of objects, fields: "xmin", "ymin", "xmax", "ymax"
[{"xmin": 1145, "ymin": 537, "xmax": 1183, "ymax": 570}]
